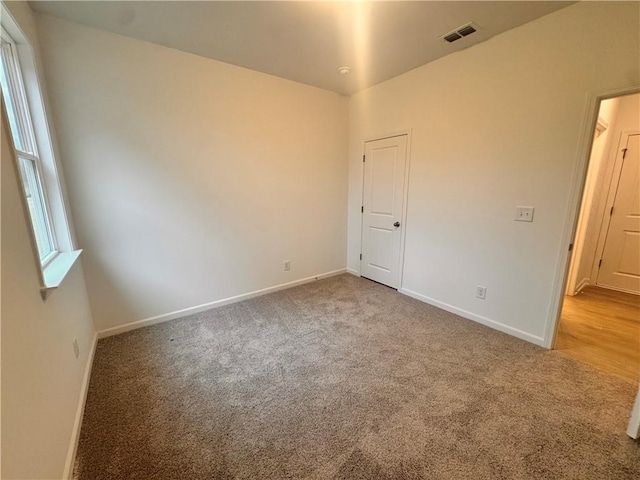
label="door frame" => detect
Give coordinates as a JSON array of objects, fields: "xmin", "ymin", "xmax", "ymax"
[
  {"xmin": 592, "ymin": 130, "xmax": 640, "ymax": 292},
  {"xmin": 564, "ymin": 115, "xmax": 612, "ymax": 296},
  {"xmin": 543, "ymin": 85, "xmax": 640, "ymax": 350},
  {"xmin": 628, "ymin": 386, "xmax": 640, "ymax": 439},
  {"xmin": 359, "ymin": 130, "xmax": 412, "ymax": 289}
]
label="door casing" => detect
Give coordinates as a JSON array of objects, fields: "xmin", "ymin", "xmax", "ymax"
[
  {"xmin": 594, "ymin": 131, "xmax": 640, "ymax": 294},
  {"xmin": 545, "ymin": 85, "xmax": 640, "ymax": 351},
  {"xmin": 628, "ymin": 387, "xmax": 640, "ymax": 439},
  {"xmin": 358, "ymin": 130, "xmax": 412, "ymax": 289}
]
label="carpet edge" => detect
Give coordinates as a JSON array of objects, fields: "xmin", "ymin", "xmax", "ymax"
[
  {"xmin": 63, "ymin": 331, "xmax": 98, "ymax": 480},
  {"xmin": 96, "ymin": 268, "xmax": 347, "ymax": 340},
  {"xmin": 398, "ymin": 287, "xmax": 546, "ymax": 347}
]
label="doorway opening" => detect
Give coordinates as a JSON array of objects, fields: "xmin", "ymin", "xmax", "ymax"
[{"xmin": 555, "ymin": 92, "xmax": 640, "ymax": 385}]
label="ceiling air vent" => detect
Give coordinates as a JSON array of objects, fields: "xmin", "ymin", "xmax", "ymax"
[
  {"xmin": 440, "ymin": 22, "xmax": 479, "ymax": 44},
  {"xmin": 444, "ymin": 32, "xmax": 462, "ymax": 43}
]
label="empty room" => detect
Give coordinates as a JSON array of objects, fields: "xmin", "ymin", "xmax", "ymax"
[{"xmin": 1, "ymin": 1, "xmax": 639, "ymax": 479}]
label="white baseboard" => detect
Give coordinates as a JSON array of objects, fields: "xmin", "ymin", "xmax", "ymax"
[
  {"xmin": 594, "ymin": 284, "xmax": 640, "ymax": 296},
  {"xmin": 398, "ymin": 288, "xmax": 545, "ymax": 347},
  {"xmin": 63, "ymin": 331, "xmax": 98, "ymax": 479},
  {"xmin": 573, "ymin": 278, "xmax": 590, "ymax": 295},
  {"xmin": 97, "ymin": 268, "xmax": 347, "ymax": 339},
  {"xmin": 346, "ymin": 268, "xmax": 360, "ymax": 277}
]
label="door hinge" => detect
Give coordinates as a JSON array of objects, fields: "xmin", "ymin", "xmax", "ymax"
[
  {"xmin": 622, "ymin": 148, "xmax": 628, "ymax": 159},
  {"xmin": 568, "ymin": 243, "xmax": 574, "ymax": 252},
  {"xmin": 598, "ymin": 258, "xmax": 603, "ymax": 268},
  {"xmin": 363, "ymin": 155, "xmax": 365, "ymax": 163},
  {"xmin": 610, "ymin": 206, "xmax": 614, "ymax": 216},
  {"xmin": 359, "ymin": 253, "xmax": 362, "ymax": 260},
  {"xmin": 361, "ymin": 206, "xmax": 364, "ymax": 213}
]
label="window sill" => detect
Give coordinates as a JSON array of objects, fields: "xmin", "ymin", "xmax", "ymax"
[{"xmin": 40, "ymin": 249, "xmax": 82, "ymax": 300}]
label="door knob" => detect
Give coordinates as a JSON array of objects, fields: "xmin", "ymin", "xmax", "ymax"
[{"xmin": 394, "ymin": 221, "xmax": 400, "ymax": 227}]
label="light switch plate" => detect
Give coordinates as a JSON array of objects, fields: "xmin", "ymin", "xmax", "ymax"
[{"xmin": 515, "ymin": 206, "xmax": 535, "ymax": 222}]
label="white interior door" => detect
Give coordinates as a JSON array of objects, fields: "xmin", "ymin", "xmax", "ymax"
[
  {"xmin": 597, "ymin": 133, "xmax": 640, "ymax": 294},
  {"xmin": 360, "ymin": 135, "xmax": 407, "ymax": 288}
]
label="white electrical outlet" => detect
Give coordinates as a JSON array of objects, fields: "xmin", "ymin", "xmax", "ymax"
[
  {"xmin": 72, "ymin": 339, "xmax": 80, "ymax": 359},
  {"xmin": 283, "ymin": 260, "xmax": 291, "ymax": 272},
  {"xmin": 515, "ymin": 206, "xmax": 535, "ymax": 222},
  {"xmin": 476, "ymin": 286, "xmax": 487, "ymax": 300}
]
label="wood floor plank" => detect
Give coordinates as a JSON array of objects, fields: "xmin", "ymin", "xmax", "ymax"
[{"xmin": 555, "ymin": 286, "xmax": 640, "ymax": 384}]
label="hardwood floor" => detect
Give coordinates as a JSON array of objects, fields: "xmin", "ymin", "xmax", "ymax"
[{"xmin": 555, "ymin": 286, "xmax": 640, "ymax": 384}]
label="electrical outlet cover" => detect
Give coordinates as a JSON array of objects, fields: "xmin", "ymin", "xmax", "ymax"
[{"xmin": 476, "ymin": 286, "xmax": 487, "ymax": 300}]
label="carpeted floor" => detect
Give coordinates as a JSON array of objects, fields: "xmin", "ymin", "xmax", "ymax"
[{"xmin": 74, "ymin": 274, "xmax": 640, "ymax": 479}]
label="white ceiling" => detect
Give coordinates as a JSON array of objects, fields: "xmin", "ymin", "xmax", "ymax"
[{"xmin": 29, "ymin": 1, "xmax": 574, "ymax": 96}]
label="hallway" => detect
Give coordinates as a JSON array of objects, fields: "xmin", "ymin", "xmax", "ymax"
[{"xmin": 555, "ymin": 286, "xmax": 640, "ymax": 384}]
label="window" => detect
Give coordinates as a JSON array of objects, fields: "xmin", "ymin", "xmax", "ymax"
[
  {"xmin": 0, "ymin": 12, "xmax": 81, "ymax": 299},
  {"xmin": 1, "ymin": 29, "xmax": 57, "ymax": 264}
]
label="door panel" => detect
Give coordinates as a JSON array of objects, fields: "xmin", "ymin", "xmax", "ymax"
[
  {"xmin": 361, "ymin": 135, "xmax": 407, "ymax": 288},
  {"xmin": 618, "ymin": 233, "xmax": 640, "ymax": 275},
  {"xmin": 367, "ymin": 226, "xmax": 393, "ymax": 272},
  {"xmin": 597, "ymin": 134, "xmax": 640, "ymax": 294},
  {"xmin": 371, "ymin": 148, "xmax": 397, "ymax": 214}
]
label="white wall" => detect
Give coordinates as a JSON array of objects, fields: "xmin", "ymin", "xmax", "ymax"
[
  {"xmin": 1, "ymin": 6, "xmax": 96, "ymax": 480},
  {"xmin": 570, "ymin": 93, "xmax": 640, "ymax": 293},
  {"xmin": 348, "ymin": 1, "xmax": 640, "ymax": 344},
  {"xmin": 35, "ymin": 14, "xmax": 349, "ymax": 331}
]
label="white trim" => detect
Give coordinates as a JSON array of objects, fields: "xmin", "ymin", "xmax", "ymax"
[
  {"xmin": 543, "ymin": 84, "xmax": 640, "ymax": 349},
  {"xmin": 593, "ymin": 284, "xmax": 640, "ymax": 297},
  {"xmin": 40, "ymin": 249, "xmax": 83, "ymax": 300},
  {"xmin": 359, "ymin": 130, "xmax": 412, "ymax": 290},
  {"xmin": 573, "ymin": 277, "xmax": 590, "ymax": 295},
  {"xmin": 2, "ymin": 104, "xmax": 46, "ymax": 287},
  {"xmin": 627, "ymin": 386, "xmax": 640, "ymax": 439},
  {"xmin": 398, "ymin": 130, "xmax": 412, "ymax": 290},
  {"xmin": 16, "ymin": 30, "xmax": 77, "ymax": 251},
  {"xmin": 62, "ymin": 332, "xmax": 98, "ymax": 480},
  {"xmin": 1, "ymin": 34, "xmax": 58, "ymax": 259},
  {"xmin": 595, "ymin": 116, "xmax": 609, "ymax": 136},
  {"xmin": 399, "ymin": 287, "xmax": 545, "ymax": 347},
  {"xmin": 0, "ymin": 32, "xmax": 37, "ymax": 155},
  {"xmin": 97, "ymin": 269, "xmax": 347, "ymax": 339},
  {"xmin": 363, "ymin": 129, "xmax": 413, "ymax": 144},
  {"xmin": 358, "ymin": 144, "xmax": 366, "ymax": 277},
  {"xmin": 346, "ymin": 268, "xmax": 360, "ymax": 277}
]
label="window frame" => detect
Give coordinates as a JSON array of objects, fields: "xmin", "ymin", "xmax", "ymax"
[
  {"xmin": 1, "ymin": 7, "xmax": 82, "ymax": 300},
  {"xmin": 17, "ymin": 154, "xmax": 58, "ymax": 265},
  {"xmin": 1, "ymin": 28, "xmax": 59, "ymax": 266},
  {"xmin": 0, "ymin": 28, "xmax": 34, "ymax": 153}
]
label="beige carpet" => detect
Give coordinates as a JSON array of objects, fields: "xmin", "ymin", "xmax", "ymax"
[{"xmin": 75, "ymin": 274, "xmax": 640, "ymax": 479}]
